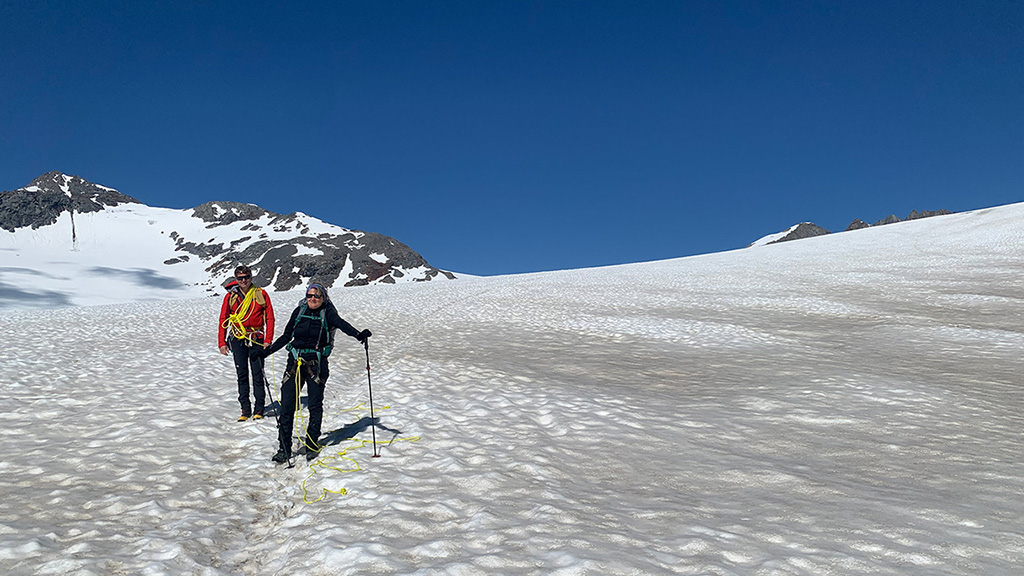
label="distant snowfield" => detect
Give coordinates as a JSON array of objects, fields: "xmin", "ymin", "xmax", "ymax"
[
  {"xmin": 0, "ymin": 204, "xmax": 224, "ymax": 306},
  {"xmin": 1, "ymin": 203, "xmax": 1023, "ymax": 575},
  {"xmin": 0, "ymin": 202, "xmax": 403, "ymax": 309}
]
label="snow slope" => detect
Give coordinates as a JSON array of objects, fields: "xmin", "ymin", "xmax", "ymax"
[
  {"xmin": 0, "ymin": 204, "xmax": 207, "ymax": 307},
  {"xmin": 1, "ymin": 203, "xmax": 1022, "ymax": 575},
  {"xmin": 0, "ymin": 198, "xmax": 450, "ymax": 310}
]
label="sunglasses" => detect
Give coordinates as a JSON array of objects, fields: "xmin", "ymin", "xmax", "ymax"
[
  {"xmin": 235, "ymin": 275, "xmax": 251, "ymax": 281},
  {"xmin": 306, "ymin": 293, "xmax": 322, "ymax": 299}
]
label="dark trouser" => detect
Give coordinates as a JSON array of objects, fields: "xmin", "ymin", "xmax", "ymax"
[
  {"xmin": 278, "ymin": 355, "xmax": 330, "ymax": 455},
  {"xmin": 230, "ymin": 336, "xmax": 266, "ymax": 417}
]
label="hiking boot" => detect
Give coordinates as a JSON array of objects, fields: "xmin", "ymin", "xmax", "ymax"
[
  {"xmin": 272, "ymin": 449, "xmax": 291, "ymax": 463},
  {"xmin": 304, "ymin": 440, "xmax": 321, "ymax": 461},
  {"xmin": 237, "ymin": 415, "xmax": 249, "ymax": 422},
  {"xmin": 252, "ymin": 413, "xmax": 264, "ymax": 420}
]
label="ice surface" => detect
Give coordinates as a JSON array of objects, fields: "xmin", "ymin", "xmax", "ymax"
[{"xmin": 0, "ymin": 203, "xmax": 1022, "ymax": 574}]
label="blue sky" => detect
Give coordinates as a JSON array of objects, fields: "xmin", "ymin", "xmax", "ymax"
[{"xmin": 2, "ymin": 1, "xmax": 1021, "ymax": 276}]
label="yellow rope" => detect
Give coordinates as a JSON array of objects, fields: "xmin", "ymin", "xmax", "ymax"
[
  {"xmin": 268, "ymin": 352, "xmax": 420, "ymax": 504},
  {"xmin": 294, "ymin": 357, "xmax": 320, "ymax": 453},
  {"xmin": 301, "ymin": 433, "xmax": 420, "ymax": 503},
  {"xmin": 222, "ymin": 287, "xmax": 261, "ymax": 344}
]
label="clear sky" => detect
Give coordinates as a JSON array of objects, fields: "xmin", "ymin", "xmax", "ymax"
[{"xmin": 2, "ymin": 1, "xmax": 1021, "ymax": 276}]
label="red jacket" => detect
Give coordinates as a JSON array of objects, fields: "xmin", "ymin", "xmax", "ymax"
[{"xmin": 218, "ymin": 286, "xmax": 275, "ymax": 348}]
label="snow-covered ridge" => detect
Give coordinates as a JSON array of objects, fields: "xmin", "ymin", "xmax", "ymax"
[
  {"xmin": 0, "ymin": 172, "xmax": 454, "ymax": 309},
  {"xmin": 750, "ymin": 223, "xmax": 803, "ymax": 247},
  {"xmin": 751, "ymin": 209, "xmax": 954, "ymax": 247}
]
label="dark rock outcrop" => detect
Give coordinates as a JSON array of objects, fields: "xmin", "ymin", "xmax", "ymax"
[
  {"xmin": 906, "ymin": 209, "xmax": 951, "ymax": 220},
  {"xmin": 768, "ymin": 222, "xmax": 831, "ymax": 244},
  {"xmin": 755, "ymin": 208, "xmax": 954, "ymax": 247},
  {"xmin": 192, "ymin": 201, "xmax": 269, "ymax": 226},
  {"xmin": 846, "ymin": 219, "xmax": 870, "ymax": 231},
  {"xmin": 176, "ymin": 201, "xmax": 456, "ymax": 291}
]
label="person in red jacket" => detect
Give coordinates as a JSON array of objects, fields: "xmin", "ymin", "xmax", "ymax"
[{"xmin": 218, "ymin": 265, "xmax": 275, "ymax": 421}]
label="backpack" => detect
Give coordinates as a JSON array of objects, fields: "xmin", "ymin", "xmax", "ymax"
[
  {"xmin": 228, "ymin": 286, "xmax": 265, "ymax": 308},
  {"xmin": 287, "ymin": 297, "xmax": 337, "ymax": 359}
]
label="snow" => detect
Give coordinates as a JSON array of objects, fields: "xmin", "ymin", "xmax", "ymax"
[
  {"xmin": 0, "ymin": 206, "xmax": 205, "ymax": 307},
  {"xmin": 1, "ymin": 202, "xmax": 1023, "ymax": 575},
  {"xmin": 749, "ymin": 223, "xmax": 801, "ymax": 247},
  {"xmin": 60, "ymin": 174, "xmax": 72, "ymax": 197},
  {"xmin": 0, "ymin": 202, "xmax": 434, "ymax": 309},
  {"xmin": 292, "ymin": 244, "xmax": 325, "ymax": 257}
]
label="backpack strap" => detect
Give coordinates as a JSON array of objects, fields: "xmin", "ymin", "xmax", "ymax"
[{"xmin": 288, "ymin": 304, "xmax": 330, "ymax": 358}]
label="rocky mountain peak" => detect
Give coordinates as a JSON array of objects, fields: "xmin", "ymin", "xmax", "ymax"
[
  {"xmin": 0, "ymin": 171, "xmax": 139, "ymax": 232},
  {"xmin": 2, "ymin": 171, "xmax": 456, "ymax": 294},
  {"xmin": 27, "ymin": 171, "xmax": 139, "ymax": 208}
]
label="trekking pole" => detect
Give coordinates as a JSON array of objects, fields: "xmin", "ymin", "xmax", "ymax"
[
  {"xmin": 261, "ymin": 351, "xmax": 281, "ymax": 425},
  {"xmin": 264, "ymin": 380, "xmax": 280, "ymax": 425},
  {"xmin": 364, "ymin": 339, "xmax": 380, "ymax": 458},
  {"xmin": 264, "ymin": 353, "xmax": 295, "ymax": 468}
]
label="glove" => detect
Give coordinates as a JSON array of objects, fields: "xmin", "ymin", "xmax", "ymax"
[{"xmin": 357, "ymin": 329, "xmax": 372, "ymax": 343}]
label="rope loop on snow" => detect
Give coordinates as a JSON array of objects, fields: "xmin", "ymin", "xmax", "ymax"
[
  {"xmin": 301, "ymin": 431, "xmax": 420, "ymax": 504},
  {"xmin": 263, "ymin": 351, "xmax": 419, "ymax": 503}
]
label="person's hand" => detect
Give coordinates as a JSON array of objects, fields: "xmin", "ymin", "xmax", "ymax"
[
  {"xmin": 219, "ymin": 345, "xmax": 229, "ymax": 355},
  {"xmin": 357, "ymin": 329, "xmax": 372, "ymax": 343},
  {"xmin": 262, "ymin": 341, "xmax": 271, "ymax": 349}
]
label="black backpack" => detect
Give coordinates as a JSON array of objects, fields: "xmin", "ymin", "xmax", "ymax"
[{"xmin": 288, "ymin": 298, "xmax": 337, "ymax": 359}]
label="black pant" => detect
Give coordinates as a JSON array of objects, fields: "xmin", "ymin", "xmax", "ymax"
[
  {"xmin": 230, "ymin": 337, "xmax": 266, "ymax": 417},
  {"xmin": 278, "ymin": 355, "xmax": 330, "ymax": 455}
]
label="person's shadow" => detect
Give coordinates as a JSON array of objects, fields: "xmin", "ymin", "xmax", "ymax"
[
  {"xmin": 321, "ymin": 416, "xmax": 403, "ymax": 447},
  {"xmin": 264, "ymin": 395, "xmax": 404, "ymax": 448}
]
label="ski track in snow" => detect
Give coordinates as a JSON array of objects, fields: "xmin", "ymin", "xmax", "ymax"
[{"xmin": 1, "ymin": 204, "xmax": 1023, "ymax": 574}]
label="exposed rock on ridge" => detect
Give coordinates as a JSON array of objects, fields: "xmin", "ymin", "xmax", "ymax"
[
  {"xmin": 755, "ymin": 208, "xmax": 953, "ymax": 247},
  {"xmin": 180, "ymin": 202, "xmax": 453, "ymax": 290},
  {"xmin": 847, "ymin": 209, "xmax": 953, "ymax": 231},
  {"xmin": 771, "ymin": 223, "xmax": 830, "ymax": 244}
]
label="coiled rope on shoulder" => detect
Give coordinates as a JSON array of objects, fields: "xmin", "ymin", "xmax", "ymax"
[{"xmin": 222, "ymin": 287, "xmax": 262, "ymax": 344}]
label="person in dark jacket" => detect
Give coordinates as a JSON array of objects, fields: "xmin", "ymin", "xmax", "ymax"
[{"xmin": 260, "ymin": 283, "xmax": 371, "ymax": 463}]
